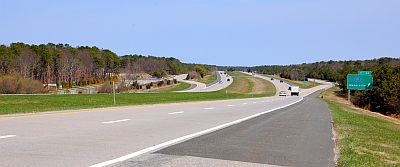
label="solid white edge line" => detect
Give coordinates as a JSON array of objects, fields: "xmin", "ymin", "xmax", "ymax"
[
  {"xmin": 168, "ymin": 111, "xmax": 184, "ymax": 115},
  {"xmin": 90, "ymin": 97, "xmax": 304, "ymax": 167},
  {"xmin": 0, "ymin": 135, "xmax": 16, "ymax": 139},
  {"xmin": 203, "ymin": 107, "xmax": 215, "ymax": 110},
  {"xmin": 102, "ymin": 119, "xmax": 131, "ymax": 124},
  {"xmin": 227, "ymin": 105, "xmax": 234, "ymax": 107}
]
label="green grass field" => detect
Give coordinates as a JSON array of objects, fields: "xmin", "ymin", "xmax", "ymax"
[
  {"xmin": 265, "ymin": 75, "xmax": 320, "ymax": 89},
  {"xmin": 152, "ymin": 82, "xmax": 191, "ymax": 93},
  {"xmin": 199, "ymin": 72, "xmax": 217, "ymax": 85},
  {"xmin": 322, "ymin": 88, "xmax": 400, "ymax": 166},
  {"xmin": 0, "ymin": 72, "xmax": 276, "ymax": 115}
]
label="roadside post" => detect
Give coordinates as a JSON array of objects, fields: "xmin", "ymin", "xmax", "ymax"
[
  {"xmin": 346, "ymin": 71, "xmax": 373, "ymax": 102},
  {"xmin": 112, "ymin": 80, "xmax": 116, "ymax": 105}
]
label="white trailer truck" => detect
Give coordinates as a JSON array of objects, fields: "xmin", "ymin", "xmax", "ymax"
[{"xmin": 290, "ymin": 86, "xmax": 300, "ymax": 96}]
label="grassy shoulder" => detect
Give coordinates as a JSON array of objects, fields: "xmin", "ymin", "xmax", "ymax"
[
  {"xmin": 151, "ymin": 82, "xmax": 191, "ymax": 93},
  {"xmin": 265, "ymin": 74, "xmax": 320, "ymax": 89},
  {"xmin": 0, "ymin": 71, "xmax": 275, "ymax": 115},
  {"xmin": 198, "ymin": 72, "xmax": 217, "ymax": 85},
  {"xmin": 321, "ymin": 88, "xmax": 400, "ymax": 166}
]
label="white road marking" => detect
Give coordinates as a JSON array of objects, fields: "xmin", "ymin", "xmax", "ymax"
[
  {"xmin": 261, "ymin": 101, "xmax": 265, "ymax": 102},
  {"xmin": 168, "ymin": 111, "xmax": 184, "ymax": 115},
  {"xmin": 0, "ymin": 135, "xmax": 16, "ymax": 139},
  {"xmin": 242, "ymin": 103, "xmax": 248, "ymax": 105},
  {"xmin": 102, "ymin": 119, "xmax": 131, "ymax": 124},
  {"xmin": 253, "ymin": 102, "xmax": 257, "ymax": 104},
  {"xmin": 90, "ymin": 97, "xmax": 304, "ymax": 167},
  {"xmin": 227, "ymin": 105, "xmax": 234, "ymax": 107},
  {"xmin": 203, "ymin": 107, "xmax": 215, "ymax": 110}
]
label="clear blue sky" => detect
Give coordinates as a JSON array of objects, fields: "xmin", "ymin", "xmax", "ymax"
[{"xmin": 1, "ymin": 0, "xmax": 399, "ymax": 66}]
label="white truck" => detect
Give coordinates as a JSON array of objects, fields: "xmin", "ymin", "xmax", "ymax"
[{"xmin": 290, "ymin": 86, "xmax": 300, "ymax": 96}]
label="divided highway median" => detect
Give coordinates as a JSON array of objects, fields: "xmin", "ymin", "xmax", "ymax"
[{"xmin": 0, "ymin": 72, "xmax": 276, "ymax": 115}]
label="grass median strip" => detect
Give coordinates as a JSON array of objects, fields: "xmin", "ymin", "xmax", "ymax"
[
  {"xmin": 321, "ymin": 88, "xmax": 400, "ymax": 166},
  {"xmin": 199, "ymin": 72, "xmax": 217, "ymax": 85},
  {"xmin": 152, "ymin": 82, "xmax": 191, "ymax": 93},
  {"xmin": 265, "ymin": 75, "xmax": 320, "ymax": 89},
  {"xmin": 0, "ymin": 72, "xmax": 276, "ymax": 115}
]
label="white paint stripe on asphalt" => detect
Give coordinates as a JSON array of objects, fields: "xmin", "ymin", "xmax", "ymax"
[
  {"xmin": 0, "ymin": 135, "xmax": 16, "ymax": 139},
  {"xmin": 102, "ymin": 119, "xmax": 131, "ymax": 124},
  {"xmin": 203, "ymin": 107, "xmax": 215, "ymax": 110},
  {"xmin": 168, "ymin": 111, "xmax": 184, "ymax": 115},
  {"xmin": 253, "ymin": 102, "xmax": 257, "ymax": 104},
  {"xmin": 242, "ymin": 103, "xmax": 248, "ymax": 105},
  {"xmin": 227, "ymin": 105, "xmax": 234, "ymax": 107},
  {"xmin": 90, "ymin": 97, "xmax": 304, "ymax": 167}
]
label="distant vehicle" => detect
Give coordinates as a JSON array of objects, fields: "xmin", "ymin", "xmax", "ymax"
[
  {"xmin": 280, "ymin": 80, "xmax": 283, "ymax": 83},
  {"xmin": 219, "ymin": 80, "xmax": 222, "ymax": 84},
  {"xmin": 279, "ymin": 91, "xmax": 287, "ymax": 96},
  {"xmin": 227, "ymin": 78, "xmax": 231, "ymax": 82},
  {"xmin": 290, "ymin": 86, "xmax": 300, "ymax": 96},
  {"xmin": 271, "ymin": 78, "xmax": 274, "ymax": 80}
]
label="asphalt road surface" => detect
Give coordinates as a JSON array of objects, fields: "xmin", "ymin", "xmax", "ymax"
[
  {"xmin": 0, "ymin": 96, "xmax": 301, "ymax": 167},
  {"xmin": 113, "ymin": 91, "xmax": 335, "ymax": 167},
  {"xmin": 0, "ymin": 79, "xmax": 333, "ymax": 167}
]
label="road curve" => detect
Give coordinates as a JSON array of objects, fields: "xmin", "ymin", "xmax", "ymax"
[{"xmin": 175, "ymin": 71, "xmax": 233, "ymax": 92}]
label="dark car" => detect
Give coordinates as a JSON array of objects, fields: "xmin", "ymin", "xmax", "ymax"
[
  {"xmin": 271, "ymin": 78, "xmax": 274, "ymax": 80},
  {"xmin": 227, "ymin": 78, "xmax": 231, "ymax": 82},
  {"xmin": 280, "ymin": 80, "xmax": 283, "ymax": 83}
]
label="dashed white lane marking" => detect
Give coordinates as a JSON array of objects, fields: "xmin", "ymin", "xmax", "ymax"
[
  {"xmin": 261, "ymin": 101, "xmax": 265, "ymax": 102},
  {"xmin": 253, "ymin": 102, "xmax": 257, "ymax": 104},
  {"xmin": 227, "ymin": 105, "xmax": 234, "ymax": 107},
  {"xmin": 242, "ymin": 103, "xmax": 248, "ymax": 105},
  {"xmin": 168, "ymin": 111, "xmax": 184, "ymax": 115},
  {"xmin": 203, "ymin": 107, "xmax": 215, "ymax": 110},
  {"xmin": 90, "ymin": 98, "xmax": 304, "ymax": 167},
  {"xmin": 102, "ymin": 119, "xmax": 131, "ymax": 124},
  {"xmin": 0, "ymin": 135, "xmax": 16, "ymax": 139}
]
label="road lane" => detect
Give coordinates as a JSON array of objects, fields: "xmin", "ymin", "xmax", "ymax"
[
  {"xmin": 0, "ymin": 95, "xmax": 300, "ymax": 167},
  {"xmin": 118, "ymin": 91, "xmax": 335, "ymax": 167}
]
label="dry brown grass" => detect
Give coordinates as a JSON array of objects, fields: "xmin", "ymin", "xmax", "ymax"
[{"xmin": 249, "ymin": 77, "xmax": 275, "ymax": 95}]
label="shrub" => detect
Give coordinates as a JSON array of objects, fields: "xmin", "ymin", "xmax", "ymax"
[
  {"xmin": 152, "ymin": 69, "xmax": 167, "ymax": 78},
  {"xmin": 0, "ymin": 74, "xmax": 45, "ymax": 94},
  {"xmin": 98, "ymin": 82, "xmax": 113, "ymax": 93},
  {"xmin": 186, "ymin": 71, "xmax": 200, "ymax": 80}
]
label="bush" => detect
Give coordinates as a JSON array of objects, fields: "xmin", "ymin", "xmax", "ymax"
[
  {"xmin": 152, "ymin": 69, "xmax": 167, "ymax": 78},
  {"xmin": 98, "ymin": 82, "xmax": 113, "ymax": 93},
  {"xmin": 0, "ymin": 74, "xmax": 46, "ymax": 94},
  {"xmin": 186, "ymin": 71, "xmax": 200, "ymax": 80}
]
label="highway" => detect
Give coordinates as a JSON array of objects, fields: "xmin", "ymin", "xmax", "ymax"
[
  {"xmin": 0, "ymin": 76, "xmax": 333, "ymax": 167},
  {"xmin": 175, "ymin": 71, "xmax": 233, "ymax": 92},
  {"xmin": 117, "ymin": 92, "xmax": 335, "ymax": 167}
]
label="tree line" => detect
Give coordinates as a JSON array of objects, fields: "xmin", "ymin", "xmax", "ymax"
[
  {"xmin": 0, "ymin": 43, "xmax": 216, "ymax": 91},
  {"xmin": 248, "ymin": 57, "xmax": 400, "ymax": 116}
]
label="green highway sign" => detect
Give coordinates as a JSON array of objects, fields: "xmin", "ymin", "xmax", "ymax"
[
  {"xmin": 358, "ymin": 71, "xmax": 372, "ymax": 75},
  {"xmin": 347, "ymin": 74, "xmax": 373, "ymax": 90}
]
